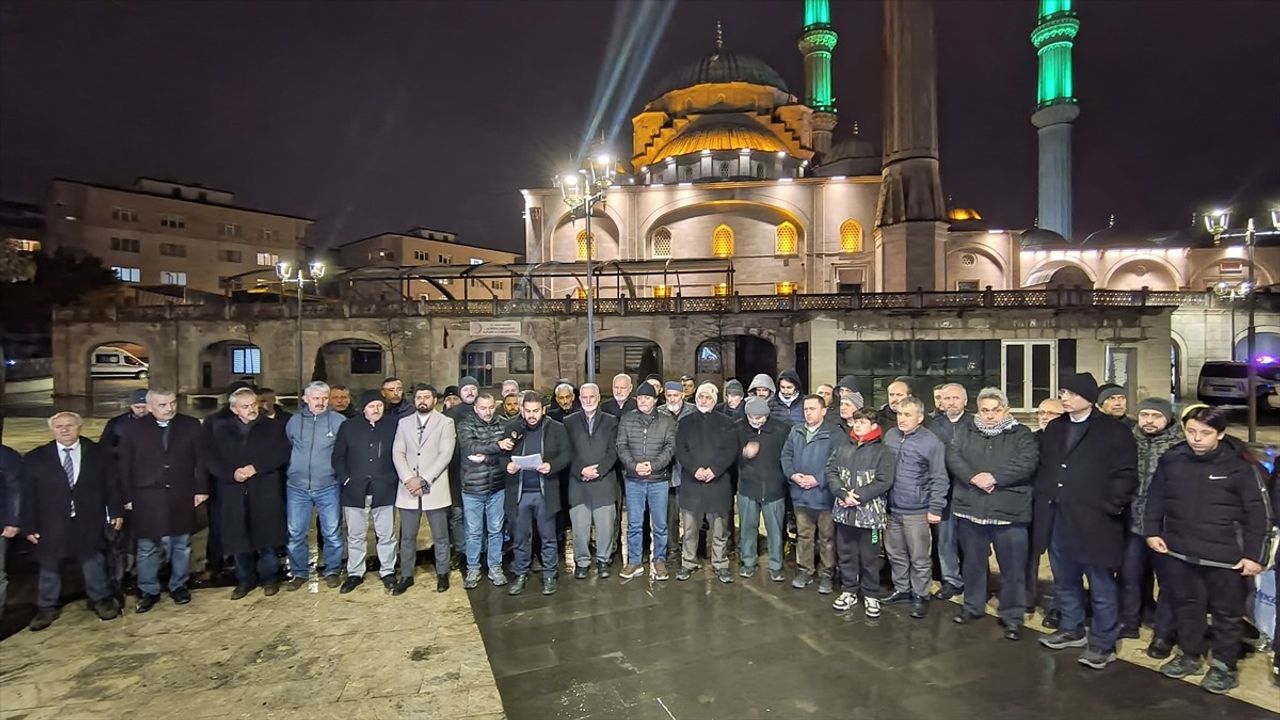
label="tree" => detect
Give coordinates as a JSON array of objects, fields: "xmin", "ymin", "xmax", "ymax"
[
  {"xmin": 0, "ymin": 243, "xmax": 36, "ymax": 283},
  {"xmin": 0, "ymin": 248, "xmax": 118, "ymax": 336}
]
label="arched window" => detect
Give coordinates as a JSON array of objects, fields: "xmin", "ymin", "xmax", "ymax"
[
  {"xmin": 712, "ymin": 224, "xmax": 734, "ymax": 257},
  {"xmin": 575, "ymin": 229, "xmax": 594, "ymax": 261},
  {"xmin": 839, "ymin": 219, "xmax": 863, "ymax": 253},
  {"xmin": 755, "ymin": 164, "xmax": 765, "ymax": 178},
  {"xmin": 652, "ymin": 227, "xmax": 672, "ymax": 258},
  {"xmin": 719, "ymin": 162, "xmax": 731, "ymax": 179},
  {"xmin": 775, "ymin": 221, "xmax": 798, "ymax": 255}
]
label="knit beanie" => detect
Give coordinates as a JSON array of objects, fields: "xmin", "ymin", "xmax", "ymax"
[
  {"xmin": 724, "ymin": 379, "xmax": 745, "ymax": 397},
  {"xmin": 1136, "ymin": 397, "xmax": 1173, "ymax": 424},
  {"xmin": 1097, "ymin": 383, "xmax": 1126, "ymax": 405},
  {"xmin": 744, "ymin": 397, "xmax": 771, "ymax": 417},
  {"xmin": 1059, "ymin": 372, "xmax": 1099, "ymax": 401}
]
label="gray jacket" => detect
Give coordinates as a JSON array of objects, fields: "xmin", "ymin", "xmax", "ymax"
[
  {"xmin": 884, "ymin": 425, "xmax": 949, "ymax": 515},
  {"xmin": 285, "ymin": 408, "xmax": 346, "ymax": 491}
]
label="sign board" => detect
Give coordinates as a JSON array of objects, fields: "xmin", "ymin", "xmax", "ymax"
[
  {"xmin": 469, "ymin": 321, "xmax": 521, "ymax": 337},
  {"xmin": 493, "ymin": 352, "xmax": 508, "ymax": 368}
]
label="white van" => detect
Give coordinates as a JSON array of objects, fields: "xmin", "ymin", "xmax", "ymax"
[{"xmin": 91, "ymin": 346, "xmax": 149, "ymax": 379}]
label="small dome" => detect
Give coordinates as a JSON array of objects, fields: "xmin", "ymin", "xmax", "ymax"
[
  {"xmin": 1019, "ymin": 228, "xmax": 1067, "ymax": 248},
  {"xmin": 824, "ymin": 135, "xmax": 876, "ymax": 163},
  {"xmin": 653, "ymin": 49, "xmax": 789, "ymax": 98},
  {"xmin": 657, "ymin": 123, "xmax": 788, "ymax": 158},
  {"xmin": 1080, "ymin": 227, "xmax": 1152, "ymax": 248},
  {"xmin": 948, "ymin": 207, "xmax": 983, "ymax": 221}
]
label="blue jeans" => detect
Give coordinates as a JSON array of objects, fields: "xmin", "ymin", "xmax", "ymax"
[
  {"xmin": 625, "ymin": 478, "xmax": 668, "ymax": 564},
  {"xmin": 463, "ymin": 491, "xmax": 505, "ymax": 573},
  {"xmin": 136, "ymin": 534, "xmax": 191, "ymax": 596},
  {"xmin": 1049, "ymin": 518, "xmax": 1121, "ymax": 652},
  {"xmin": 512, "ymin": 491, "xmax": 557, "ymax": 578},
  {"xmin": 937, "ymin": 508, "xmax": 963, "ymax": 588},
  {"xmin": 234, "ymin": 548, "xmax": 280, "ymax": 587},
  {"xmin": 738, "ymin": 495, "xmax": 785, "ymax": 572},
  {"xmin": 286, "ymin": 484, "xmax": 343, "ymax": 579}
]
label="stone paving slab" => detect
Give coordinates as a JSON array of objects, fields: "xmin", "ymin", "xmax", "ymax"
[{"xmin": 0, "ymin": 582, "xmax": 505, "ymax": 720}]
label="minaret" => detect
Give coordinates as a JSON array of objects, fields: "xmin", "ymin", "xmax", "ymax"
[
  {"xmin": 798, "ymin": 0, "xmax": 838, "ymax": 155},
  {"xmin": 1030, "ymin": 0, "xmax": 1080, "ymax": 240},
  {"xmin": 876, "ymin": 0, "xmax": 947, "ymax": 291}
]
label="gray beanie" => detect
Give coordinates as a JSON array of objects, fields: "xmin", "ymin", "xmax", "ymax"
[
  {"xmin": 744, "ymin": 397, "xmax": 771, "ymax": 417},
  {"xmin": 1136, "ymin": 397, "xmax": 1173, "ymax": 424},
  {"xmin": 724, "ymin": 379, "xmax": 745, "ymax": 397},
  {"xmin": 459, "ymin": 375, "xmax": 479, "ymax": 390}
]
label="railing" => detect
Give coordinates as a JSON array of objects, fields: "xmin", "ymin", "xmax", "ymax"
[{"xmin": 53, "ymin": 288, "xmax": 1264, "ymax": 323}]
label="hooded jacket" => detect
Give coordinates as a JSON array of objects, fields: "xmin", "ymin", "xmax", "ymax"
[
  {"xmin": 1130, "ymin": 420, "xmax": 1185, "ymax": 535},
  {"xmin": 781, "ymin": 420, "xmax": 836, "ymax": 510},
  {"xmin": 285, "ymin": 406, "xmax": 346, "ymax": 491},
  {"xmin": 770, "ymin": 369, "xmax": 805, "ymax": 426},
  {"xmin": 748, "ymin": 374, "xmax": 777, "ymax": 396}
]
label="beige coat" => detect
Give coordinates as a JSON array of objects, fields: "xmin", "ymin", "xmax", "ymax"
[{"xmin": 392, "ymin": 411, "xmax": 456, "ymax": 511}]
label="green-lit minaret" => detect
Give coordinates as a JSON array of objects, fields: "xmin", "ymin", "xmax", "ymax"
[
  {"xmin": 1031, "ymin": 0, "xmax": 1080, "ymax": 240},
  {"xmin": 798, "ymin": 0, "xmax": 838, "ymax": 154}
]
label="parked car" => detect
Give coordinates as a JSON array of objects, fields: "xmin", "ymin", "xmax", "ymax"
[
  {"xmin": 1196, "ymin": 360, "xmax": 1280, "ymax": 407},
  {"xmin": 91, "ymin": 346, "xmax": 149, "ymax": 379}
]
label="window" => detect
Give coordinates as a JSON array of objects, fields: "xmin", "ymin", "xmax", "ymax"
[
  {"xmin": 576, "ymin": 229, "xmax": 594, "ymax": 261},
  {"xmin": 231, "ymin": 346, "xmax": 261, "ymax": 374},
  {"xmin": 219, "ymin": 223, "xmax": 242, "ymax": 237},
  {"xmin": 112, "ymin": 266, "xmax": 141, "ymax": 282},
  {"xmin": 775, "ymin": 281, "xmax": 798, "ymax": 295},
  {"xmin": 350, "ymin": 346, "xmax": 383, "ymax": 374},
  {"xmin": 712, "ymin": 224, "xmax": 734, "ymax": 257},
  {"xmin": 695, "ymin": 341, "xmax": 723, "ymax": 375},
  {"xmin": 160, "ymin": 271, "xmax": 187, "ymax": 286},
  {"xmin": 8, "ymin": 238, "xmax": 41, "ymax": 252},
  {"xmin": 110, "ymin": 237, "xmax": 140, "ymax": 253},
  {"xmin": 652, "ymin": 227, "xmax": 672, "ymax": 258},
  {"xmin": 112, "ymin": 207, "xmax": 138, "ymax": 222},
  {"xmin": 438, "ymin": 254, "xmax": 452, "ymax": 264},
  {"xmin": 256, "ymin": 252, "xmax": 279, "ymax": 266},
  {"xmin": 775, "ymin": 221, "xmax": 798, "ymax": 255},
  {"xmin": 159, "ymin": 242, "xmax": 186, "ymax": 257},
  {"xmin": 258, "ymin": 228, "xmax": 276, "ymax": 242},
  {"xmin": 755, "ymin": 164, "xmax": 765, "ymax": 179},
  {"xmin": 160, "ymin": 214, "xmax": 185, "ymax": 229},
  {"xmin": 509, "ymin": 345, "xmax": 533, "ymax": 374},
  {"xmin": 719, "ymin": 162, "xmax": 731, "ymax": 179},
  {"xmin": 956, "ymin": 280, "xmax": 981, "ymax": 292},
  {"xmin": 218, "ymin": 249, "xmax": 243, "ymax": 263},
  {"xmin": 413, "ymin": 250, "xmax": 429, "ymax": 261},
  {"xmin": 384, "ymin": 251, "xmax": 396, "ymax": 261},
  {"xmin": 492, "ymin": 280, "xmax": 504, "ymax": 290},
  {"xmin": 839, "ymin": 219, "xmax": 863, "ymax": 253}
]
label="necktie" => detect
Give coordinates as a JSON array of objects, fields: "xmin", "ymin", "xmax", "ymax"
[
  {"xmin": 159, "ymin": 421, "xmax": 171, "ymax": 451},
  {"xmin": 63, "ymin": 447, "xmax": 76, "ymax": 517}
]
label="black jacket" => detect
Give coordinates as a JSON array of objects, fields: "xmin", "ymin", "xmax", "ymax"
[
  {"xmin": 117, "ymin": 414, "xmax": 208, "ymax": 539},
  {"xmin": 503, "ymin": 416, "xmax": 571, "ymax": 516},
  {"xmin": 547, "ymin": 402, "xmax": 581, "ymax": 425},
  {"xmin": 675, "ymin": 409, "xmax": 737, "ymax": 515},
  {"xmin": 563, "ymin": 410, "xmax": 620, "ymax": 509},
  {"xmin": 1144, "ymin": 441, "xmax": 1272, "ymax": 566},
  {"xmin": 946, "ymin": 419, "xmax": 1039, "ymax": 524},
  {"xmin": 100, "ymin": 410, "xmax": 145, "ymax": 455},
  {"xmin": 602, "ymin": 396, "xmax": 637, "ymax": 418},
  {"xmin": 0, "ymin": 444, "xmax": 21, "ymax": 529},
  {"xmin": 1033, "ymin": 409, "xmax": 1138, "ymax": 567},
  {"xmin": 456, "ymin": 408, "xmax": 508, "ymax": 496},
  {"xmin": 717, "ymin": 400, "xmax": 747, "ymax": 420},
  {"xmin": 735, "ymin": 417, "xmax": 790, "ymax": 503},
  {"xmin": 23, "ymin": 438, "xmax": 122, "ymax": 563},
  {"xmin": 616, "ymin": 409, "xmax": 677, "ymax": 483},
  {"xmin": 826, "ymin": 430, "xmax": 896, "ymax": 527},
  {"xmin": 332, "ymin": 414, "xmax": 400, "ymax": 508}
]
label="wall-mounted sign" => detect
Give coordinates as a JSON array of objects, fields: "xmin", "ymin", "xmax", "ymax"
[{"xmin": 469, "ymin": 321, "xmax": 521, "ymax": 337}]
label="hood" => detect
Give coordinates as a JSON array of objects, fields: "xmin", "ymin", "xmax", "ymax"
[
  {"xmin": 777, "ymin": 368, "xmax": 802, "ymax": 394},
  {"xmin": 748, "ymin": 374, "xmax": 777, "ymax": 394}
]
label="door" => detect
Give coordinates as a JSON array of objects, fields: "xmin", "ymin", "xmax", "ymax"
[
  {"xmin": 1002, "ymin": 341, "xmax": 1056, "ymax": 412},
  {"xmin": 795, "ymin": 342, "xmax": 810, "ymax": 393},
  {"xmin": 463, "ymin": 351, "xmax": 493, "ymax": 387},
  {"xmin": 1106, "ymin": 346, "xmax": 1137, "ymax": 408}
]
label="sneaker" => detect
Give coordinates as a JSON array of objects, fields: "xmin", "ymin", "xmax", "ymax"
[
  {"xmin": 574, "ymin": 565, "xmax": 590, "ymax": 580},
  {"xmin": 932, "ymin": 582, "xmax": 962, "ymax": 601},
  {"xmin": 817, "ymin": 576, "xmax": 833, "ymax": 595},
  {"xmin": 489, "ymin": 570, "xmax": 509, "ymax": 587},
  {"xmin": 832, "ymin": 592, "xmax": 858, "ymax": 612},
  {"xmin": 1146, "ymin": 637, "xmax": 1174, "ymax": 660},
  {"xmin": 652, "ymin": 561, "xmax": 669, "ymax": 581},
  {"xmin": 675, "ymin": 566, "xmax": 693, "ymax": 581},
  {"xmin": 620, "ymin": 564, "xmax": 645, "ymax": 580},
  {"xmin": 768, "ymin": 569, "xmax": 785, "ymax": 583},
  {"xmin": 596, "ymin": 562, "xmax": 611, "ymax": 579},
  {"xmin": 464, "ymin": 569, "xmax": 482, "ymax": 590},
  {"xmin": 1200, "ymin": 660, "xmax": 1239, "ymax": 695},
  {"xmin": 739, "ymin": 564, "xmax": 757, "ymax": 579},
  {"xmin": 507, "ymin": 575, "xmax": 528, "ymax": 596},
  {"xmin": 791, "ymin": 571, "xmax": 814, "ymax": 589},
  {"xmin": 864, "ymin": 597, "xmax": 882, "ymax": 619},
  {"xmin": 380, "ymin": 575, "xmax": 397, "ymax": 590},
  {"xmin": 94, "ymin": 599, "xmax": 122, "ymax": 621},
  {"xmin": 171, "ymin": 587, "xmax": 192, "ymax": 605},
  {"xmin": 1039, "ymin": 629, "xmax": 1088, "ymax": 650},
  {"xmin": 1043, "ymin": 607, "xmax": 1061, "ymax": 629},
  {"xmin": 135, "ymin": 593, "xmax": 161, "ymax": 614},
  {"xmin": 715, "ymin": 568, "xmax": 734, "ymax": 584},
  {"xmin": 1077, "ymin": 646, "xmax": 1118, "ymax": 670},
  {"xmin": 884, "ymin": 590, "xmax": 914, "ymax": 605},
  {"xmin": 1160, "ymin": 653, "xmax": 1205, "ymax": 679}
]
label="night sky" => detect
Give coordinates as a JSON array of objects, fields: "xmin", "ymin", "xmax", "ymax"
[{"xmin": 1, "ymin": 0, "xmax": 1277, "ymax": 254}]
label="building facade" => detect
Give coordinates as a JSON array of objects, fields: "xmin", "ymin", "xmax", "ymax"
[{"xmin": 333, "ymin": 227, "xmax": 521, "ymax": 303}]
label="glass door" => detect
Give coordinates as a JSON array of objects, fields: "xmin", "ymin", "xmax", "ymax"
[{"xmin": 1002, "ymin": 341, "xmax": 1056, "ymax": 412}]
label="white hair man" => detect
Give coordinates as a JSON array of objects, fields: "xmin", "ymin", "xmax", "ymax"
[{"xmin": 283, "ymin": 381, "xmax": 347, "ymax": 590}]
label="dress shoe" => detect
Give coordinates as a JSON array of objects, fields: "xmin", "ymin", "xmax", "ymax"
[
  {"xmin": 1003, "ymin": 626, "xmax": 1022, "ymax": 642},
  {"xmin": 884, "ymin": 590, "xmax": 914, "ymax": 605},
  {"xmin": 29, "ymin": 608, "xmax": 60, "ymax": 631},
  {"xmin": 1118, "ymin": 625, "xmax": 1140, "ymax": 640},
  {"xmin": 542, "ymin": 576, "xmax": 558, "ymax": 595},
  {"xmin": 95, "ymin": 599, "xmax": 123, "ymax": 621},
  {"xmin": 324, "ymin": 575, "xmax": 341, "ymax": 589},
  {"xmin": 230, "ymin": 583, "xmax": 255, "ymax": 600},
  {"xmin": 596, "ymin": 562, "xmax": 611, "ymax": 579},
  {"xmin": 339, "ymin": 575, "xmax": 364, "ymax": 594},
  {"xmin": 1146, "ymin": 637, "xmax": 1174, "ymax": 660},
  {"xmin": 381, "ymin": 575, "xmax": 397, "ymax": 591},
  {"xmin": 262, "ymin": 582, "xmax": 280, "ymax": 596},
  {"xmin": 508, "ymin": 575, "xmax": 528, "ymax": 596},
  {"xmin": 953, "ymin": 610, "xmax": 983, "ymax": 625},
  {"xmin": 392, "ymin": 577, "xmax": 415, "ymax": 596},
  {"xmin": 910, "ymin": 598, "xmax": 929, "ymax": 619},
  {"xmin": 436, "ymin": 574, "xmax": 450, "ymax": 593},
  {"xmin": 135, "ymin": 594, "xmax": 161, "ymax": 614},
  {"xmin": 171, "ymin": 587, "xmax": 192, "ymax": 605},
  {"xmin": 1043, "ymin": 607, "xmax": 1061, "ymax": 629},
  {"xmin": 932, "ymin": 582, "xmax": 962, "ymax": 601},
  {"xmin": 285, "ymin": 577, "xmax": 307, "ymax": 592},
  {"xmin": 574, "ymin": 565, "xmax": 590, "ymax": 580}
]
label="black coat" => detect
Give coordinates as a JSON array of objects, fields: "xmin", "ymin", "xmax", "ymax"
[
  {"xmin": 22, "ymin": 439, "xmax": 122, "ymax": 563},
  {"xmin": 503, "ymin": 417, "xmax": 571, "ymax": 516},
  {"xmin": 0, "ymin": 444, "xmax": 21, "ymax": 529},
  {"xmin": 946, "ymin": 419, "xmax": 1039, "ymax": 524},
  {"xmin": 563, "ymin": 410, "xmax": 620, "ymax": 509},
  {"xmin": 1033, "ymin": 409, "xmax": 1138, "ymax": 567},
  {"xmin": 456, "ymin": 409, "xmax": 508, "ymax": 496},
  {"xmin": 100, "ymin": 410, "xmax": 145, "ymax": 454},
  {"xmin": 445, "ymin": 402, "xmax": 477, "ymax": 500},
  {"xmin": 332, "ymin": 415, "xmax": 399, "ymax": 508},
  {"xmin": 207, "ymin": 418, "xmax": 290, "ymax": 555},
  {"xmin": 1144, "ymin": 442, "xmax": 1272, "ymax": 566},
  {"xmin": 117, "ymin": 414, "xmax": 208, "ymax": 539},
  {"xmin": 547, "ymin": 402, "xmax": 581, "ymax": 424},
  {"xmin": 675, "ymin": 410, "xmax": 737, "ymax": 515},
  {"xmin": 602, "ymin": 396, "xmax": 637, "ymax": 418},
  {"xmin": 735, "ymin": 417, "xmax": 790, "ymax": 503}
]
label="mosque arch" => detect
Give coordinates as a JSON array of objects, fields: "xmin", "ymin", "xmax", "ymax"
[
  {"xmin": 839, "ymin": 219, "xmax": 863, "ymax": 253},
  {"xmin": 948, "ymin": 245, "xmax": 1007, "ymax": 290},
  {"xmin": 712, "ymin": 224, "xmax": 735, "ymax": 257},
  {"xmin": 775, "ymin": 221, "xmax": 798, "ymax": 255},
  {"xmin": 575, "ymin": 229, "xmax": 595, "ymax": 261},
  {"xmin": 1187, "ymin": 258, "xmax": 1276, "ymax": 291},
  {"xmin": 640, "ymin": 199, "xmax": 807, "ymax": 261},
  {"xmin": 1024, "ymin": 259, "xmax": 1097, "ymax": 287},
  {"xmin": 651, "ymin": 227, "xmax": 673, "ymax": 258},
  {"xmin": 1100, "ymin": 256, "xmax": 1182, "ymax": 291}
]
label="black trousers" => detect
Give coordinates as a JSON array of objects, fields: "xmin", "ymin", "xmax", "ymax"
[
  {"xmin": 1167, "ymin": 558, "xmax": 1249, "ymax": 669},
  {"xmin": 835, "ymin": 523, "xmax": 882, "ymax": 598},
  {"xmin": 957, "ymin": 519, "xmax": 1028, "ymax": 625}
]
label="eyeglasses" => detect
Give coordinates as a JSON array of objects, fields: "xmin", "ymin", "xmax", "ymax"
[{"xmin": 1036, "ymin": 410, "xmax": 1064, "ymax": 418}]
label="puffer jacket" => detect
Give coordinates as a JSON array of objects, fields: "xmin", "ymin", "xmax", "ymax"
[
  {"xmin": 615, "ymin": 409, "xmax": 676, "ymax": 483},
  {"xmin": 1144, "ymin": 441, "xmax": 1272, "ymax": 566},
  {"xmin": 1130, "ymin": 421, "xmax": 1184, "ymax": 535},
  {"xmin": 826, "ymin": 429, "xmax": 895, "ymax": 528},
  {"xmin": 781, "ymin": 422, "xmax": 836, "ymax": 510},
  {"xmin": 883, "ymin": 425, "xmax": 948, "ymax": 515},
  {"xmin": 285, "ymin": 407, "xmax": 346, "ymax": 491},
  {"xmin": 456, "ymin": 408, "xmax": 507, "ymax": 495},
  {"xmin": 945, "ymin": 419, "xmax": 1039, "ymax": 524},
  {"xmin": 770, "ymin": 369, "xmax": 805, "ymax": 426}
]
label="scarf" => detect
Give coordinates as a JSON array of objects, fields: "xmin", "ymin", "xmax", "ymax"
[
  {"xmin": 974, "ymin": 415, "xmax": 1017, "ymax": 437},
  {"xmin": 853, "ymin": 426, "xmax": 882, "ymax": 445}
]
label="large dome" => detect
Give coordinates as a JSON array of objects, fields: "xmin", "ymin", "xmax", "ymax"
[
  {"xmin": 652, "ymin": 49, "xmax": 790, "ymax": 98},
  {"xmin": 656, "ymin": 123, "xmax": 787, "ymax": 158}
]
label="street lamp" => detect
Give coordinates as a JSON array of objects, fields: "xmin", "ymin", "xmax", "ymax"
[
  {"xmin": 555, "ymin": 152, "xmax": 616, "ymax": 384},
  {"xmin": 276, "ymin": 260, "xmax": 326, "ymax": 397}
]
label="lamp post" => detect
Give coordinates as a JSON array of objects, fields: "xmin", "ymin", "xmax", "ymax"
[
  {"xmin": 555, "ymin": 153, "xmax": 616, "ymax": 384},
  {"xmin": 1205, "ymin": 208, "xmax": 1280, "ymax": 443},
  {"xmin": 276, "ymin": 260, "xmax": 326, "ymax": 396}
]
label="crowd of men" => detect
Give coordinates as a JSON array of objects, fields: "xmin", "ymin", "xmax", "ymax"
[{"xmin": 0, "ymin": 369, "xmax": 1275, "ymax": 696}]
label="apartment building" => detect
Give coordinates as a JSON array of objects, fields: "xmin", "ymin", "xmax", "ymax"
[
  {"xmin": 43, "ymin": 178, "xmax": 313, "ymax": 295},
  {"xmin": 335, "ymin": 227, "xmax": 521, "ymax": 301}
]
